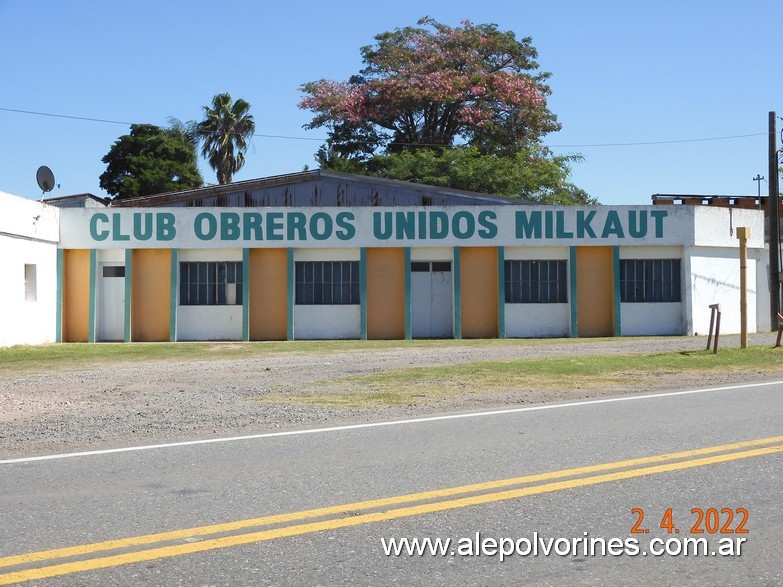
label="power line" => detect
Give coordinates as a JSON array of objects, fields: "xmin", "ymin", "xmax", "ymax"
[
  {"xmin": 547, "ymin": 133, "xmax": 766, "ymax": 148},
  {"xmin": 0, "ymin": 106, "xmax": 324, "ymax": 141},
  {"xmin": 0, "ymin": 105, "xmax": 768, "ymax": 148},
  {"xmin": 0, "ymin": 106, "xmax": 133, "ymax": 126}
]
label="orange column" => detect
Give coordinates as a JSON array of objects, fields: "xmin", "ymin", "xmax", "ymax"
[
  {"xmin": 248, "ymin": 248, "xmax": 288, "ymax": 341},
  {"xmin": 460, "ymin": 247, "xmax": 498, "ymax": 338},
  {"xmin": 575, "ymin": 246, "xmax": 614, "ymax": 337},
  {"xmin": 62, "ymin": 249, "xmax": 91, "ymax": 342},
  {"xmin": 366, "ymin": 248, "xmax": 405, "ymax": 339},
  {"xmin": 131, "ymin": 249, "xmax": 171, "ymax": 342}
]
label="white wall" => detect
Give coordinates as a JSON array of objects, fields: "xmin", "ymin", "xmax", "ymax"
[
  {"xmin": 294, "ymin": 305, "xmax": 360, "ymax": 339},
  {"xmin": 689, "ymin": 210, "xmax": 765, "ymax": 333},
  {"xmin": 295, "ymin": 247, "xmax": 360, "ymax": 261},
  {"xmin": 0, "ymin": 193, "xmax": 59, "ymax": 347},
  {"xmin": 177, "ymin": 306, "xmax": 242, "ymax": 341},
  {"xmin": 505, "ymin": 304, "xmax": 569, "ymax": 338},
  {"xmin": 620, "ymin": 304, "xmax": 684, "ymax": 336},
  {"xmin": 98, "ymin": 249, "xmax": 125, "ymax": 263},
  {"xmin": 688, "ymin": 246, "xmax": 757, "ymax": 335},
  {"xmin": 0, "ymin": 235, "xmax": 58, "ymax": 346},
  {"xmin": 755, "ymin": 248, "xmax": 771, "ymax": 332},
  {"xmin": 692, "ymin": 207, "xmax": 765, "ymax": 248},
  {"xmin": 178, "ymin": 248, "xmax": 242, "ymax": 262},
  {"xmin": 410, "ymin": 247, "xmax": 452, "ymax": 261}
]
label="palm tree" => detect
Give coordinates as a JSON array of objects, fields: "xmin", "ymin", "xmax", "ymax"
[{"xmin": 197, "ymin": 93, "xmax": 255, "ymax": 184}]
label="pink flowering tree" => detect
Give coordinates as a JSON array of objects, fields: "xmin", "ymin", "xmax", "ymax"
[
  {"xmin": 299, "ymin": 18, "xmax": 592, "ymax": 204},
  {"xmin": 299, "ymin": 18, "xmax": 559, "ymax": 159}
]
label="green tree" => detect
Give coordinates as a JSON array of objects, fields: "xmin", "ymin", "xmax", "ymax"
[
  {"xmin": 196, "ymin": 93, "xmax": 255, "ymax": 184},
  {"xmin": 99, "ymin": 123, "xmax": 203, "ymax": 200},
  {"xmin": 373, "ymin": 147, "xmax": 597, "ymax": 205},
  {"xmin": 300, "ymin": 18, "xmax": 595, "ymax": 204}
]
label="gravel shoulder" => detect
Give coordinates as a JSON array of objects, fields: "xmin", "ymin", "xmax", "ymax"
[{"xmin": 2, "ymin": 334, "xmax": 783, "ymax": 458}]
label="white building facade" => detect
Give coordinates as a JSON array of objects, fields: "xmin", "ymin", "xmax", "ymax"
[
  {"xmin": 0, "ymin": 192, "xmax": 59, "ymax": 346},
  {"xmin": 0, "ymin": 172, "xmax": 771, "ymax": 345},
  {"xmin": 55, "ymin": 203, "xmax": 768, "ymax": 342}
]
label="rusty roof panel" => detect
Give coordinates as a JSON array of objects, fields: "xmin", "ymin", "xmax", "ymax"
[{"xmin": 110, "ymin": 169, "xmax": 533, "ymax": 208}]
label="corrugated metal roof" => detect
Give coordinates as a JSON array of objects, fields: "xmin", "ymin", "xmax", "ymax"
[
  {"xmin": 109, "ymin": 170, "xmax": 534, "ymax": 208},
  {"xmin": 42, "ymin": 193, "xmax": 108, "ymax": 208}
]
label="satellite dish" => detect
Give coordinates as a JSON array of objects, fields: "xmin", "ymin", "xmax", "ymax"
[{"xmin": 36, "ymin": 166, "xmax": 56, "ymax": 194}]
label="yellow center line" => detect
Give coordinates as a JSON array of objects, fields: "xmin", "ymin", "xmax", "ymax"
[
  {"xmin": 0, "ymin": 437, "xmax": 781, "ymax": 585},
  {"xmin": 1, "ymin": 434, "xmax": 780, "ymax": 569}
]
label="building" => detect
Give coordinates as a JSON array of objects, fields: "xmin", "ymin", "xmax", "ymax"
[
  {"xmin": 0, "ymin": 191, "xmax": 59, "ymax": 346},
  {"xmin": 0, "ymin": 170, "xmax": 769, "ymax": 345}
]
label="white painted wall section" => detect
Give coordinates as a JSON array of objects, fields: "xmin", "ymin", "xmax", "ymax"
[
  {"xmin": 620, "ymin": 303, "xmax": 684, "ymax": 336},
  {"xmin": 294, "ymin": 305, "xmax": 360, "ymax": 339},
  {"xmin": 754, "ymin": 248, "xmax": 770, "ymax": 332},
  {"xmin": 410, "ymin": 247, "xmax": 453, "ymax": 261},
  {"xmin": 178, "ymin": 248, "xmax": 242, "ymax": 262},
  {"xmin": 504, "ymin": 246, "xmax": 568, "ymax": 261},
  {"xmin": 505, "ymin": 304, "xmax": 569, "ymax": 338},
  {"xmin": 177, "ymin": 306, "xmax": 242, "ymax": 340},
  {"xmin": 688, "ymin": 247, "xmax": 757, "ymax": 335},
  {"xmin": 0, "ymin": 192, "xmax": 59, "ymax": 347}
]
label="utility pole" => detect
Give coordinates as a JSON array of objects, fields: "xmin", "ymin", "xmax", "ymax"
[
  {"xmin": 738, "ymin": 226, "xmax": 750, "ymax": 348},
  {"xmin": 753, "ymin": 174, "xmax": 764, "ymax": 208},
  {"xmin": 769, "ymin": 111, "xmax": 780, "ymax": 328}
]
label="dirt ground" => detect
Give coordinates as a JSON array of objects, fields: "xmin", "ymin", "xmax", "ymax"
[{"xmin": 2, "ymin": 334, "xmax": 782, "ymax": 457}]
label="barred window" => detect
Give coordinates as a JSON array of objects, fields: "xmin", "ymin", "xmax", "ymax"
[
  {"xmin": 296, "ymin": 261, "xmax": 360, "ymax": 305},
  {"xmin": 620, "ymin": 259, "xmax": 681, "ymax": 303},
  {"xmin": 505, "ymin": 260, "xmax": 567, "ymax": 304},
  {"xmin": 180, "ymin": 262, "xmax": 242, "ymax": 305}
]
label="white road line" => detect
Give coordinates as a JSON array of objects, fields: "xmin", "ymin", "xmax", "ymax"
[{"xmin": 2, "ymin": 379, "xmax": 781, "ymax": 465}]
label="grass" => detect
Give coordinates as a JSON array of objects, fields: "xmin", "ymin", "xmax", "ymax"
[
  {"xmin": 5, "ymin": 339, "xmax": 783, "ymax": 409},
  {"xmin": 0, "ymin": 336, "xmax": 639, "ymax": 376},
  {"xmin": 256, "ymin": 346, "xmax": 783, "ymax": 409}
]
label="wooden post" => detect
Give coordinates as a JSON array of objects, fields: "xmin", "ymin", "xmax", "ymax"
[
  {"xmin": 737, "ymin": 227, "xmax": 750, "ymax": 349},
  {"xmin": 707, "ymin": 304, "xmax": 721, "ymax": 353}
]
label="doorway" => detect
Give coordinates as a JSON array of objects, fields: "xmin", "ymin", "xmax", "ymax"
[
  {"xmin": 98, "ymin": 263, "xmax": 125, "ymax": 341},
  {"xmin": 411, "ymin": 261, "xmax": 453, "ymax": 338}
]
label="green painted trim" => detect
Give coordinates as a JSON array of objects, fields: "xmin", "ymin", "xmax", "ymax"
[
  {"xmin": 55, "ymin": 249, "xmax": 63, "ymax": 342},
  {"xmin": 124, "ymin": 249, "xmax": 132, "ymax": 342},
  {"xmin": 404, "ymin": 248, "xmax": 412, "ymax": 340},
  {"xmin": 359, "ymin": 248, "xmax": 368, "ymax": 340},
  {"xmin": 242, "ymin": 248, "xmax": 250, "ymax": 342},
  {"xmin": 169, "ymin": 249, "xmax": 178, "ymax": 342},
  {"xmin": 88, "ymin": 249, "xmax": 97, "ymax": 343},
  {"xmin": 613, "ymin": 246, "xmax": 622, "ymax": 337},
  {"xmin": 497, "ymin": 246, "xmax": 506, "ymax": 338},
  {"xmin": 286, "ymin": 248, "xmax": 294, "ymax": 341},
  {"xmin": 569, "ymin": 246, "xmax": 578, "ymax": 338},
  {"xmin": 453, "ymin": 247, "xmax": 462, "ymax": 339}
]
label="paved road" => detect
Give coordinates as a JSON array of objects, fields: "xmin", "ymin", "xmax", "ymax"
[{"xmin": 1, "ymin": 379, "xmax": 782, "ymax": 585}]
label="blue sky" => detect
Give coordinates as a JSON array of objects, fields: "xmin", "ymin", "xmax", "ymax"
[{"xmin": 1, "ymin": 0, "xmax": 781, "ymax": 205}]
